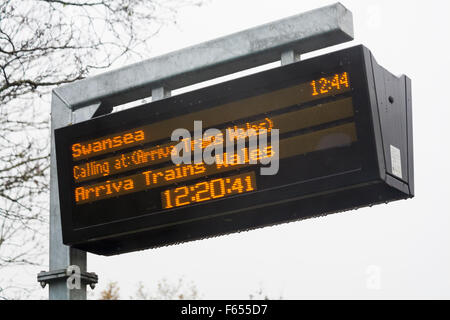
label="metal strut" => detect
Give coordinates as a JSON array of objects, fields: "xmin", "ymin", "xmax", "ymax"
[{"xmin": 37, "ymin": 269, "xmax": 98, "ymax": 290}]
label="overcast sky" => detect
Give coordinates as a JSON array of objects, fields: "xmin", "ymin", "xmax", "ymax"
[{"xmin": 46, "ymin": 0, "xmax": 450, "ymax": 299}]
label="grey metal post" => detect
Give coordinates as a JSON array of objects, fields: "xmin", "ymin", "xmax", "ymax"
[
  {"xmin": 38, "ymin": 2, "xmax": 353, "ymax": 300},
  {"xmin": 37, "ymin": 97, "xmax": 99, "ymax": 299}
]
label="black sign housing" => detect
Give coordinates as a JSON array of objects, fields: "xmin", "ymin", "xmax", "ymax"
[{"xmin": 55, "ymin": 45, "xmax": 414, "ymax": 255}]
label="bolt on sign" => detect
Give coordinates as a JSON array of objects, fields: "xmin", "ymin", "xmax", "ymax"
[{"xmin": 55, "ymin": 45, "xmax": 413, "ymax": 255}]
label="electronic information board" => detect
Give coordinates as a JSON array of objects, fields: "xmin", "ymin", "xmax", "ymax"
[{"xmin": 55, "ymin": 45, "xmax": 414, "ymax": 255}]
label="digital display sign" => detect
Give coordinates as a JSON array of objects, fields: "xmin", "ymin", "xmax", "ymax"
[
  {"xmin": 69, "ymin": 71, "xmax": 354, "ymax": 207},
  {"xmin": 55, "ymin": 45, "xmax": 413, "ymax": 255}
]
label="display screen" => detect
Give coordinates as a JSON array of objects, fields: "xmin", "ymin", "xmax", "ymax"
[
  {"xmin": 71, "ymin": 72, "xmax": 350, "ymax": 161},
  {"xmin": 68, "ymin": 72, "xmax": 354, "ymax": 211},
  {"xmin": 54, "ymin": 44, "xmax": 410, "ymax": 255},
  {"xmin": 59, "ymin": 71, "xmax": 358, "ymax": 235}
]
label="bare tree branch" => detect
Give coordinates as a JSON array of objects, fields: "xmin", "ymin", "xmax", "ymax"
[{"xmin": 0, "ymin": 0, "xmax": 207, "ymax": 299}]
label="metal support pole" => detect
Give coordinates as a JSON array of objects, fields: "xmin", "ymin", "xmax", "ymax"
[{"xmin": 37, "ymin": 96, "xmax": 99, "ymax": 300}]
